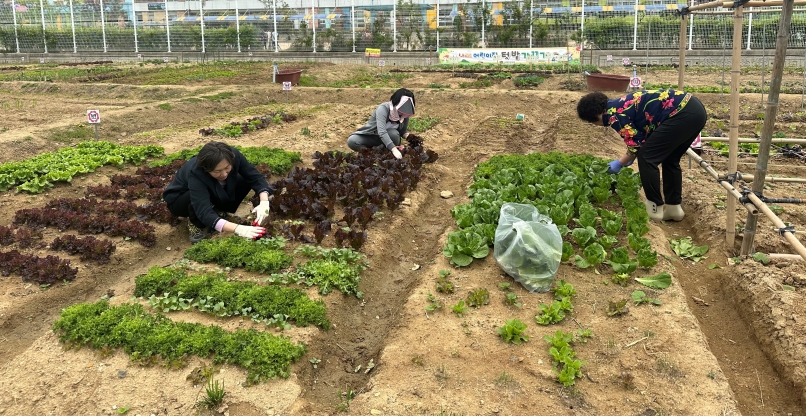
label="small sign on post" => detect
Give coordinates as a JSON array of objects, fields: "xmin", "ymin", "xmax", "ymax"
[
  {"xmin": 378, "ymin": 60, "xmax": 386, "ymax": 67},
  {"xmin": 137, "ymin": 53, "xmax": 142, "ymax": 59},
  {"xmin": 87, "ymin": 109, "xmax": 101, "ymax": 141},
  {"xmin": 629, "ymin": 77, "xmax": 642, "ymax": 89},
  {"xmin": 163, "ymin": 57, "xmax": 169, "ymax": 63},
  {"xmin": 282, "ymin": 81, "xmax": 292, "ymax": 102},
  {"xmin": 606, "ymin": 54, "xmax": 613, "ymax": 61},
  {"xmin": 622, "ymin": 57, "xmax": 631, "ymax": 65},
  {"xmin": 425, "ymin": 57, "xmax": 431, "ymax": 65},
  {"xmin": 39, "ymin": 58, "xmax": 44, "ymax": 64}
]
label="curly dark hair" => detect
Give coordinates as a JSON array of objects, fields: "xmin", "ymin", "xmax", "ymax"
[{"xmin": 577, "ymin": 92, "xmax": 609, "ymax": 123}]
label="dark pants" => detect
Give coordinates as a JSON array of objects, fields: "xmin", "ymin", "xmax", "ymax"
[
  {"xmin": 166, "ymin": 177, "xmax": 252, "ymax": 230},
  {"xmin": 636, "ymin": 96, "xmax": 707, "ymax": 206},
  {"xmin": 346, "ymin": 128, "xmax": 401, "ymax": 151}
]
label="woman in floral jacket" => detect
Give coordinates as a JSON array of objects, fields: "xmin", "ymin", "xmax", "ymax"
[{"xmin": 576, "ymin": 89, "xmax": 707, "ymax": 222}]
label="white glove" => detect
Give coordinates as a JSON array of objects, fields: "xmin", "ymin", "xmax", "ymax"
[
  {"xmin": 252, "ymin": 200, "xmax": 271, "ymax": 226},
  {"xmin": 234, "ymin": 225, "xmax": 265, "ymax": 240},
  {"xmin": 391, "ymin": 147, "xmax": 403, "ymax": 159}
]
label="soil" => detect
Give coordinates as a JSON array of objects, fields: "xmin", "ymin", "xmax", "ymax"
[{"xmin": 0, "ymin": 62, "xmax": 804, "ymax": 415}]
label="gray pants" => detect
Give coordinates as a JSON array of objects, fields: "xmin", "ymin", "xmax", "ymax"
[{"xmin": 346, "ymin": 128, "xmax": 401, "ymax": 151}]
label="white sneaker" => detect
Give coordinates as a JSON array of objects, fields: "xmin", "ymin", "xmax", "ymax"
[
  {"xmin": 645, "ymin": 201, "xmax": 664, "ymax": 222},
  {"xmin": 663, "ymin": 204, "xmax": 685, "ymax": 221}
]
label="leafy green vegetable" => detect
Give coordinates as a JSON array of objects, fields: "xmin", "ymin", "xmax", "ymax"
[
  {"xmin": 632, "ymin": 290, "xmax": 662, "ymax": 306},
  {"xmin": 669, "ymin": 237, "xmax": 709, "ymax": 262},
  {"xmin": 752, "ymin": 252, "xmax": 770, "ymax": 265},
  {"xmin": 52, "ymin": 301, "xmax": 305, "ymax": 384},
  {"xmin": 574, "ymin": 243, "xmax": 606, "ymax": 269},
  {"xmin": 561, "ymin": 242, "xmax": 574, "ymax": 262},
  {"xmin": 599, "ymin": 235, "xmax": 618, "ymax": 250},
  {"xmin": 135, "ymin": 266, "xmax": 330, "ymax": 328},
  {"xmin": 498, "ymin": 319, "xmax": 529, "ymax": 344},
  {"xmin": 573, "ymin": 203, "xmax": 598, "ymax": 228},
  {"xmin": 543, "ymin": 330, "xmax": 586, "ymax": 386},
  {"xmin": 606, "ymin": 299, "xmax": 630, "ymax": 316},
  {"xmin": 628, "ymin": 233, "xmax": 651, "ymax": 253},
  {"xmin": 635, "ymin": 272, "xmax": 672, "ymax": 289},
  {"xmin": 466, "ymin": 288, "xmax": 490, "ymax": 308},
  {"xmin": 552, "ymin": 280, "xmax": 577, "ymax": 299},
  {"xmin": 0, "ymin": 141, "xmax": 163, "ymax": 193},
  {"xmin": 443, "ymin": 228, "xmax": 490, "ymax": 267},
  {"xmin": 185, "ymin": 236, "xmax": 292, "ymax": 274},
  {"xmin": 451, "ymin": 300, "xmax": 468, "ymax": 316},
  {"xmin": 637, "ymin": 248, "xmax": 658, "ymax": 269},
  {"xmin": 600, "ymin": 209, "xmax": 623, "ymax": 236},
  {"xmin": 571, "ymin": 226, "xmax": 597, "ymax": 248}
]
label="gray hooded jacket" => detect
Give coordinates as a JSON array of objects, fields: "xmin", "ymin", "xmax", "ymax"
[{"xmin": 352, "ymin": 103, "xmax": 410, "ymax": 150}]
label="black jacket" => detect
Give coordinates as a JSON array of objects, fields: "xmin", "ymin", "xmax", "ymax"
[{"xmin": 163, "ymin": 147, "xmax": 271, "ymax": 230}]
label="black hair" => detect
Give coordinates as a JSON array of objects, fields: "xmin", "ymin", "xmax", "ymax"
[
  {"xmin": 196, "ymin": 141, "xmax": 235, "ymax": 172},
  {"xmin": 390, "ymin": 88, "xmax": 415, "ymax": 108},
  {"xmin": 577, "ymin": 92, "xmax": 609, "ymax": 123}
]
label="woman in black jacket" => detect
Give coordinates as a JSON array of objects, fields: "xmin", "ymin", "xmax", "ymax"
[{"xmin": 163, "ymin": 141, "xmax": 271, "ymax": 243}]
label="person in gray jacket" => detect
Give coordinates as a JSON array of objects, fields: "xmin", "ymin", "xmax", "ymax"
[{"xmin": 347, "ymin": 88, "xmax": 415, "ymax": 159}]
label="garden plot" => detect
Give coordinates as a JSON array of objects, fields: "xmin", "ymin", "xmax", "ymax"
[{"xmin": 0, "ymin": 63, "xmax": 802, "ymax": 415}]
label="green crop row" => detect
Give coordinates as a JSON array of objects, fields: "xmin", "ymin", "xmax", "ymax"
[
  {"xmin": 148, "ymin": 145, "xmax": 301, "ymax": 175},
  {"xmin": 0, "ymin": 141, "xmax": 163, "ymax": 193},
  {"xmin": 52, "ymin": 301, "xmax": 306, "ymax": 384}
]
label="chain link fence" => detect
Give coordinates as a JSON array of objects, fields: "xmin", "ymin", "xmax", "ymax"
[{"xmin": 1, "ymin": 0, "xmax": 806, "ymax": 54}]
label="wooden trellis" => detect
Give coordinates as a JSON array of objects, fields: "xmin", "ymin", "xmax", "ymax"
[{"xmin": 677, "ymin": 0, "xmax": 806, "ymax": 259}]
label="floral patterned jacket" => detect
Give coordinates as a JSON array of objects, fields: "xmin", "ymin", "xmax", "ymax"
[{"xmin": 602, "ymin": 89, "xmax": 692, "ymax": 152}]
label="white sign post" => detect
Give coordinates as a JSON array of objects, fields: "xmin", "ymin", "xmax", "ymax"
[
  {"xmin": 282, "ymin": 81, "xmax": 291, "ymax": 102},
  {"xmin": 629, "ymin": 77, "xmax": 642, "ymax": 90},
  {"xmin": 622, "ymin": 57, "xmax": 631, "ymax": 65},
  {"xmin": 378, "ymin": 60, "xmax": 385, "ymax": 67},
  {"xmin": 87, "ymin": 109, "xmax": 101, "ymax": 141}
]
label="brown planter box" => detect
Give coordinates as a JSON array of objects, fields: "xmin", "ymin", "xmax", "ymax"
[
  {"xmin": 585, "ymin": 73, "xmax": 630, "ymax": 92},
  {"xmin": 275, "ymin": 69, "xmax": 303, "ymax": 85}
]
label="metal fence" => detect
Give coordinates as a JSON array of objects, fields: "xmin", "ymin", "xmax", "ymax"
[{"xmin": 2, "ymin": 0, "xmax": 806, "ymax": 54}]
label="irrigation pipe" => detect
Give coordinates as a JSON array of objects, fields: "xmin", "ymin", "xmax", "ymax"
[
  {"xmin": 743, "ymin": 191, "xmax": 806, "ymax": 260},
  {"xmin": 687, "ymin": 149, "xmax": 759, "ymax": 215}
]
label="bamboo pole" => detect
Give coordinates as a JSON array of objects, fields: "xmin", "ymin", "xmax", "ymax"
[
  {"xmin": 731, "ymin": 173, "xmax": 806, "ymax": 183},
  {"xmin": 721, "ymin": 0, "xmax": 806, "ymax": 7},
  {"xmin": 687, "ymin": 0, "xmax": 727, "ymax": 11},
  {"xmin": 768, "ymin": 253, "xmax": 806, "ymax": 260},
  {"xmin": 687, "ymin": 149, "xmax": 759, "ymax": 214},
  {"xmin": 693, "ymin": 7, "xmax": 806, "ymax": 14},
  {"xmin": 678, "ymin": 13, "xmax": 687, "ymax": 89},
  {"xmin": 741, "ymin": 0, "xmax": 795, "ymax": 256},
  {"xmin": 702, "ymin": 137, "xmax": 806, "ymax": 144},
  {"xmin": 745, "ymin": 192, "xmax": 806, "ymax": 260},
  {"xmin": 726, "ymin": 5, "xmax": 743, "ymax": 247},
  {"xmin": 704, "ymin": 160, "xmax": 806, "ymax": 168}
]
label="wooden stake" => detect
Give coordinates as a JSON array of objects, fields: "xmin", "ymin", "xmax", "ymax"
[
  {"xmin": 686, "ymin": 0, "xmax": 726, "ymax": 12},
  {"xmin": 678, "ymin": 11, "xmax": 687, "ymax": 89},
  {"xmin": 745, "ymin": 191, "xmax": 806, "ymax": 260},
  {"xmin": 741, "ymin": 0, "xmax": 796, "ymax": 256},
  {"xmin": 726, "ymin": 5, "xmax": 743, "ymax": 247}
]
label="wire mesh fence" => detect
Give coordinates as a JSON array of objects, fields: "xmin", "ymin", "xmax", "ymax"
[{"xmin": 1, "ymin": 0, "xmax": 806, "ymax": 54}]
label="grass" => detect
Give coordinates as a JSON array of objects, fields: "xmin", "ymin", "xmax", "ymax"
[
  {"xmin": 200, "ymin": 91, "xmax": 237, "ymax": 101},
  {"xmin": 199, "ymin": 378, "xmax": 225, "ymax": 410},
  {"xmin": 655, "ymin": 355, "xmax": 684, "ymax": 379},
  {"xmin": 47, "ymin": 124, "xmax": 95, "ymax": 143},
  {"xmin": 157, "ymin": 103, "xmax": 172, "ymax": 111},
  {"xmin": 325, "ymin": 70, "xmax": 411, "ymax": 88},
  {"xmin": 409, "ymin": 115, "xmax": 441, "ymax": 132}
]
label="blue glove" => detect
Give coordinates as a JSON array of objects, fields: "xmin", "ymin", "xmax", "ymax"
[{"xmin": 607, "ymin": 159, "xmax": 624, "ymax": 174}]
